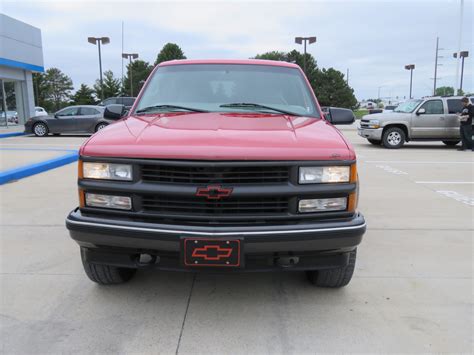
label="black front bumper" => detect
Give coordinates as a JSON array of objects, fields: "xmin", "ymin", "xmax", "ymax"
[{"xmin": 66, "ymin": 208, "xmax": 366, "ymax": 272}]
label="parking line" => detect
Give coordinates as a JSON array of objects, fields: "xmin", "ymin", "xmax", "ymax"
[
  {"xmin": 415, "ymin": 181, "xmax": 474, "ymax": 184},
  {"xmin": 0, "ymin": 151, "xmax": 78, "ymax": 185},
  {"xmin": 0, "ymin": 132, "xmax": 25, "ymax": 138}
]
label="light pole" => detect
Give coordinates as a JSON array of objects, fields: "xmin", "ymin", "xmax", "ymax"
[
  {"xmin": 404, "ymin": 64, "xmax": 415, "ymax": 99},
  {"xmin": 295, "ymin": 36, "xmax": 316, "ymax": 74},
  {"xmin": 122, "ymin": 53, "xmax": 139, "ymax": 96},
  {"xmin": 453, "ymin": 51, "xmax": 469, "ymax": 93},
  {"xmin": 88, "ymin": 36, "xmax": 110, "ymax": 100}
]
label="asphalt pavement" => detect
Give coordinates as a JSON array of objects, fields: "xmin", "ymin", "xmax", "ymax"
[{"xmin": 0, "ymin": 129, "xmax": 472, "ymax": 354}]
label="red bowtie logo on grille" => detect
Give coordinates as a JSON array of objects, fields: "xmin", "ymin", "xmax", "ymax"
[
  {"xmin": 195, "ymin": 185, "xmax": 233, "ymax": 200},
  {"xmin": 191, "ymin": 245, "xmax": 233, "ymax": 261}
]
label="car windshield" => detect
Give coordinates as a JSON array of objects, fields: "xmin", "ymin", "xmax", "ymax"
[
  {"xmin": 134, "ymin": 64, "xmax": 319, "ymax": 117},
  {"xmin": 394, "ymin": 100, "xmax": 422, "ymax": 113}
]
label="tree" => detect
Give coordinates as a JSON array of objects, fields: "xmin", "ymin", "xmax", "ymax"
[
  {"xmin": 72, "ymin": 84, "xmax": 97, "ymax": 105},
  {"xmin": 93, "ymin": 70, "xmax": 122, "ymax": 100},
  {"xmin": 123, "ymin": 60, "xmax": 153, "ymax": 96},
  {"xmin": 33, "ymin": 72, "xmax": 49, "ymax": 110},
  {"xmin": 435, "ymin": 86, "xmax": 454, "ymax": 96},
  {"xmin": 155, "ymin": 43, "xmax": 186, "ymax": 65},
  {"xmin": 254, "ymin": 50, "xmax": 357, "ymax": 109},
  {"xmin": 42, "ymin": 68, "xmax": 74, "ymax": 111}
]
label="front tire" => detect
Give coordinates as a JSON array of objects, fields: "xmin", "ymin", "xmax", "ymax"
[
  {"xmin": 382, "ymin": 127, "xmax": 405, "ymax": 149},
  {"xmin": 442, "ymin": 140, "xmax": 460, "ymax": 146},
  {"xmin": 368, "ymin": 139, "xmax": 381, "ymax": 145},
  {"xmin": 81, "ymin": 249, "xmax": 136, "ymax": 285},
  {"xmin": 33, "ymin": 122, "xmax": 49, "ymax": 137},
  {"xmin": 306, "ymin": 249, "xmax": 357, "ymax": 288}
]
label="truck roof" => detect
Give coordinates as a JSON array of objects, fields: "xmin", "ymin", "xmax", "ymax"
[{"xmin": 158, "ymin": 59, "xmax": 300, "ymax": 68}]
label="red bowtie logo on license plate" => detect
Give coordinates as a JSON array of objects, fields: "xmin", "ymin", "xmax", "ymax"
[
  {"xmin": 192, "ymin": 245, "xmax": 233, "ymax": 261},
  {"xmin": 195, "ymin": 185, "xmax": 233, "ymax": 200},
  {"xmin": 184, "ymin": 239, "xmax": 241, "ymax": 267}
]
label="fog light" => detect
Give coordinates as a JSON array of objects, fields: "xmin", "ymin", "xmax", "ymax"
[
  {"xmin": 298, "ymin": 197, "xmax": 347, "ymax": 213},
  {"xmin": 85, "ymin": 193, "xmax": 132, "ymax": 210}
]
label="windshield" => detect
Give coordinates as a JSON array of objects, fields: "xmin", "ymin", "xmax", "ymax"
[
  {"xmin": 135, "ymin": 64, "xmax": 319, "ymax": 117},
  {"xmin": 394, "ymin": 100, "xmax": 422, "ymax": 113}
]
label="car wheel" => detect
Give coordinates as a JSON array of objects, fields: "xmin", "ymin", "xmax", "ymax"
[
  {"xmin": 382, "ymin": 127, "xmax": 405, "ymax": 149},
  {"xmin": 95, "ymin": 123, "xmax": 108, "ymax": 132},
  {"xmin": 442, "ymin": 140, "xmax": 460, "ymax": 146},
  {"xmin": 33, "ymin": 122, "xmax": 49, "ymax": 137},
  {"xmin": 306, "ymin": 249, "xmax": 357, "ymax": 288},
  {"xmin": 81, "ymin": 249, "xmax": 136, "ymax": 285},
  {"xmin": 367, "ymin": 139, "xmax": 381, "ymax": 145}
]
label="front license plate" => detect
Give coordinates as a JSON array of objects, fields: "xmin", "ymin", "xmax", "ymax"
[{"xmin": 183, "ymin": 238, "xmax": 242, "ymax": 267}]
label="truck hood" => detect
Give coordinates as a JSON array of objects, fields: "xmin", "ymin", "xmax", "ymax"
[
  {"xmin": 81, "ymin": 112, "xmax": 355, "ymax": 161},
  {"xmin": 362, "ymin": 112, "xmax": 409, "ymax": 120}
]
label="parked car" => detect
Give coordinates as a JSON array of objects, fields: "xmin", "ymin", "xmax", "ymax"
[
  {"xmin": 66, "ymin": 59, "xmax": 366, "ymax": 288},
  {"xmin": 0, "ymin": 111, "xmax": 19, "ymax": 124},
  {"xmin": 358, "ymin": 96, "xmax": 474, "ymax": 148},
  {"xmin": 99, "ymin": 97, "xmax": 136, "ymax": 110},
  {"xmin": 34, "ymin": 106, "xmax": 48, "ymax": 116},
  {"xmin": 24, "ymin": 105, "xmax": 110, "ymax": 137}
]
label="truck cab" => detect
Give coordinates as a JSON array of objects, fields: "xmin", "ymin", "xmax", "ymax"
[
  {"xmin": 66, "ymin": 59, "xmax": 366, "ymax": 288},
  {"xmin": 358, "ymin": 96, "xmax": 474, "ymax": 148}
]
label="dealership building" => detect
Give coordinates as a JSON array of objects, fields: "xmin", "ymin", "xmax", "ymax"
[{"xmin": 0, "ymin": 14, "xmax": 44, "ymax": 125}]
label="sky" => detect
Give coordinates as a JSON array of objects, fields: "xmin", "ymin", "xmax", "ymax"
[{"xmin": 2, "ymin": 0, "xmax": 473, "ymax": 100}]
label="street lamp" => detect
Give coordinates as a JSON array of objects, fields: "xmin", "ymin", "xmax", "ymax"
[
  {"xmin": 122, "ymin": 53, "xmax": 139, "ymax": 96},
  {"xmin": 404, "ymin": 64, "xmax": 415, "ymax": 99},
  {"xmin": 295, "ymin": 36, "xmax": 316, "ymax": 74},
  {"xmin": 88, "ymin": 36, "xmax": 110, "ymax": 100},
  {"xmin": 453, "ymin": 51, "xmax": 469, "ymax": 92}
]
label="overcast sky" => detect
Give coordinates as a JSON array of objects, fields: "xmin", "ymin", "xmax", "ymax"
[{"xmin": 3, "ymin": 0, "xmax": 473, "ymax": 100}]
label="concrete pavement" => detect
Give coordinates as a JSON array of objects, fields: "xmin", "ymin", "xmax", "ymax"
[{"xmin": 0, "ymin": 131, "xmax": 472, "ymax": 353}]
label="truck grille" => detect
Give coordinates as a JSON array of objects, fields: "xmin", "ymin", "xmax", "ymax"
[
  {"xmin": 142, "ymin": 196, "xmax": 289, "ymax": 216},
  {"xmin": 141, "ymin": 164, "xmax": 290, "ymax": 184}
]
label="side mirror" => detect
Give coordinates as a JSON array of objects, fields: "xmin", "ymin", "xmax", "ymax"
[
  {"xmin": 324, "ymin": 107, "xmax": 355, "ymax": 125},
  {"xmin": 416, "ymin": 108, "xmax": 426, "ymax": 115},
  {"xmin": 104, "ymin": 104, "xmax": 126, "ymax": 120}
]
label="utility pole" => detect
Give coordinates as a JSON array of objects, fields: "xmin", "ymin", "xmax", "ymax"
[
  {"xmin": 122, "ymin": 53, "xmax": 139, "ymax": 96},
  {"xmin": 294, "ymin": 36, "xmax": 316, "ymax": 74},
  {"xmin": 454, "ymin": 51, "xmax": 469, "ymax": 92},
  {"xmin": 346, "ymin": 68, "xmax": 349, "ymax": 85},
  {"xmin": 405, "ymin": 64, "xmax": 415, "ymax": 99},
  {"xmin": 454, "ymin": 0, "xmax": 464, "ymax": 95},
  {"xmin": 433, "ymin": 37, "xmax": 444, "ymax": 95},
  {"xmin": 88, "ymin": 36, "xmax": 110, "ymax": 101}
]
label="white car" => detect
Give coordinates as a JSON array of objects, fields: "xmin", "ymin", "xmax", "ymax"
[{"xmin": 35, "ymin": 106, "xmax": 48, "ymax": 116}]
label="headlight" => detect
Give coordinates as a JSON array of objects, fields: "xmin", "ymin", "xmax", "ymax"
[
  {"xmin": 299, "ymin": 166, "xmax": 350, "ymax": 184},
  {"xmin": 85, "ymin": 193, "xmax": 132, "ymax": 210},
  {"xmin": 298, "ymin": 197, "xmax": 347, "ymax": 213},
  {"xmin": 83, "ymin": 162, "xmax": 132, "ymax": 181},
  {"xmin": 367, "ymin": 119, "xmax": 380, "ymax": 129}
]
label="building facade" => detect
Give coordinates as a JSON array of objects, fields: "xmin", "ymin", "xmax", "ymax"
[{"xmin": 0, "ymin": 14, "xmax": 44, "ymax": 125}]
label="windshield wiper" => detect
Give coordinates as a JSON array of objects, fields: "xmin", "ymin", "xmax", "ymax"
[
  {"xmin": 135, "ymin": 104, "xmax": 208, "ymax": 114},
  {"xmin": 219, "ymin": 103, "xmax": 302, "ymax": 116}
]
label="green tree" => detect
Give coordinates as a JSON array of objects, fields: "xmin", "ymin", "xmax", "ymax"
[
  {"xmin": 72, "ymin": 84, "xmax": 97, "ymax": 105},
  {"xmin": 155, "ymin": 43, "xmax": 186, "ymax": 65},
  {"xmin": 435, "ymin": 86, "xmax": 454, "ymax": 96},
  {"xmin": 123, "ymin": 60, "xmax": 153, "ymax": 96},
  {"xmin": 33, "ymin": 72, "xmax": 49, "ymax": 109},
  {"xmin": 42, "ymin": 68, "xmax": 74, "ymax": 111},
  {"xmin": 93, "ymin": 70, "xmax": 122, "ymax": 100},
  {"xmin": 254, "ymin": 50, "xmax": 357, "ymax": 109}
]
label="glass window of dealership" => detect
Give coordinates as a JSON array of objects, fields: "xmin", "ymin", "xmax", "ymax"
[{"xmin": 0, "ymin": 14, "xmax": 44, "ymax": 126}]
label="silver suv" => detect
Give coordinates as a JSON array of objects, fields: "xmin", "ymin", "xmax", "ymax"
[{"xmin": 358, "ymin": 96, "xmax": 474, "ymax": 148}]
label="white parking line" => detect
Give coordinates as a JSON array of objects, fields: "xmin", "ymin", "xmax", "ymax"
[
  {"xmin": 376, "ymin": 165, "xmax": 408, "ymax": 175},
  {"xmin": 416, "ymin": 181, "xmax": 474, "ymax": 184},
  {"xmin": 436, "ymin": 191, "xmax": 474, "ymax": 206}
]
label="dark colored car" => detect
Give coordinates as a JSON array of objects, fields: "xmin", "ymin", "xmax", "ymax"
[
  {"xmin": 24, "ymin": 105, "xmax": 111, "ymax": 137},
  {"xmin": 99, "ymin": 97, "xmax": 136, "ymax": 110}
]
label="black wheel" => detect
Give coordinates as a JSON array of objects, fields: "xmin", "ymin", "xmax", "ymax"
[
  {"xmin": 81, "ymin": 249, "xmax": 136, "ymax": 285},
  {"xmin": 306, "ymin": 249, "xmax": 357, "ymax": 288},
  {"xmin": 382, "ymin": 127, "xmax": 405, "ymax": 149},
  {"xmin": 95, "ymin": 122, "xmax": 108, "ymax": 132},
  {"xmin": 442, "ymin": 140, "xmax": 460, "ymax": 146},
  {"xmin": 33, "ymin": 122, "xmax": 49, "ymax": 137},
  {"xmin": 368, "ymin": 139, "xmax": 381, "ymax": 145}
]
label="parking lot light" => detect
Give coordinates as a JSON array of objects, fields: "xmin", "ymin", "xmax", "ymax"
[
  {"xmin": 122, "ymin": 53, "xmax": 139, "ymax": 96},
  {"xmin": 294, "ymin": 36, "xmax": 316, "ymax": 75},
  {"xmin": 404, "ymin": 64, "xmax": 415, "ymax": 99},
  {"xmin": 453, "ymin": 51, "xmax": 469, "ymax": 92},
  {"xmin": 88, "ymin": 36, "xmax": 110, "ymax": 100}
]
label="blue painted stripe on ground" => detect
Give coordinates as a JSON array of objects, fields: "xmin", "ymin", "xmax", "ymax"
[
  {"xmin": 0, "ymin": 152, "xmax": 78, "ymax": 185},
  {"xmin": 0, "ymin": 147, "xmax": 77, "ymax": 152},
  {"xmin": 0, "ymin": 132, "xmax": 25, "ymax": 138}
]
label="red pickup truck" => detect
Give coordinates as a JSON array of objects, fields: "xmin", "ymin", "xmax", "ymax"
[{"xmin": 66, "ymin": 59, "xmax": 366, "ymax": 288}]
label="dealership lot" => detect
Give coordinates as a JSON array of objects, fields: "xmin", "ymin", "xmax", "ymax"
[{"xmin": 0, "ymin": 129, "xmax": 472, "ymax": 353}]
